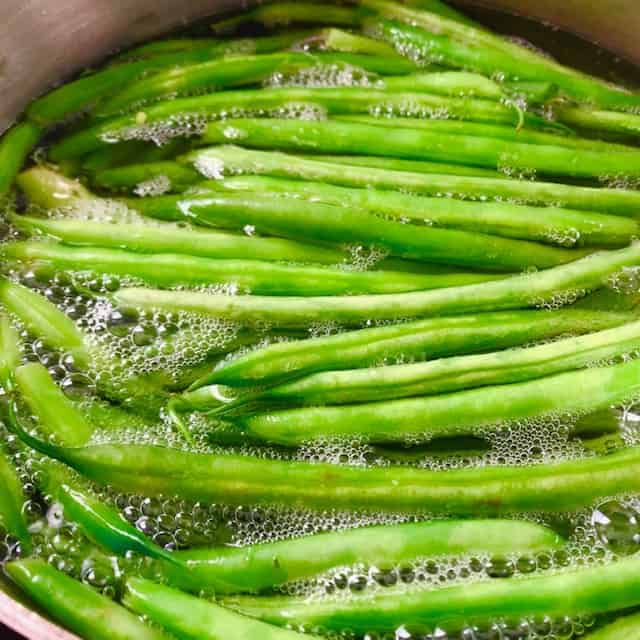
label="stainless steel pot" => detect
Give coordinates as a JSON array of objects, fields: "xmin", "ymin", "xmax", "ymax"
[{"xmin": 0, "ymin": 1, "xmax": 639, "ymax": 637}]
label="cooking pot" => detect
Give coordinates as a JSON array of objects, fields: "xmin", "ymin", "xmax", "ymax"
[{"xmin": 0, "ymin": 1, "xmax": 639, "ymax": 637}]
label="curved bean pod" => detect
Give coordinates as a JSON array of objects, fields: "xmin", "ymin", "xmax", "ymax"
[
  {"xmin": 199, "ymin": 319, "xmax": 640, "ymax": 410},
  {"xmin": 11, "ymin": 413, "xmax": 640, "ymax": 515},
  {"xmin": 0, "ymin": 122, "xmax": 41, "ymax": 197},
  {"xmin": 5, "ymin": 560, "xmax": 171, "ymax": 640},
  {"xmin": 123, "ymin": 577, "xmax": 319, "ymax": 640},
  {"xmin": 190, "ymin": 309, "xmax": 636, "ymax": 388},
  {"xmin": 160, "ymin": 519, "xmax": 561, "ymax": 594}
]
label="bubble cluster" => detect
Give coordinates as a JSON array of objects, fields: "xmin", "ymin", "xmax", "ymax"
[
  {"xmin": 133, "ymin": 175, "xmax": 172, "ymax": 197},
  {"xmin": 266, "ymin": 63, "xmax": 379, "ymax": 89}
]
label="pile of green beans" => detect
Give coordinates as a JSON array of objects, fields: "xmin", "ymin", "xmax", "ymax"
[{"xmin": 2, "ymin": 1, "xmax": 640, "ymax": 639}]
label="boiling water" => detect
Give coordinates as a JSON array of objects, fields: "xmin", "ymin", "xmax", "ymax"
[{"xmin": 2, "ymin": 5, "xmax": 640, "ymax": 640}]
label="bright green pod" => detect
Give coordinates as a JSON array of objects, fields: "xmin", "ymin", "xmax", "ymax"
[{"xmin": 6, "ymin": 560, "xmax": 171, "ymax": 640}]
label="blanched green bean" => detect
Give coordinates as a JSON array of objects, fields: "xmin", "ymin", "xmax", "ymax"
[
  {"xmin": 131, "ymin": 191, "xmax": 588, "ymax": 270},
  {"xmin": 92, "ymin": 161, "xmax": 200, "ymax": 193},
  {"xmin": 6, "ymin": 560, "xmax": 171, "ymax": 640},
  {"xmin": 301, "ymin": 153, "xmax": 501, "ymax": 176},
  {"xmin": 4, "ymin": 241, "xmax": 500, "ymax": 295},
  {"xmin": 50, "ymin": 89, "xmax": 531, "ymax": 160},
  {"xmin": 198, "ymin": 118, "xmax": 640, "ymax": 179},
  {"xmin": 337, "ymin": 114, "xmax": 635, "ymax": 151},
  {"xmin": 26, "ymin": 32, "xmax": 314, "ymax": 126},
  {"xmin": 113, "ymin": 31, "xmax": 314, "ymax": 64},
  {"xmin": 0, "ymin": 122, "xmax": 41, "ymax": 197},
  {"xmin": 93, "ymin": 154, "xmax": 501, "ymax": 194},
  {"xmin": 41, "ymin": 461, "xmax": 179, "ymax": 565},
  {"xmin": 0, "ymin": 450, "xmax": 31, "ymax": 553},
  {"xmin": 311, "ymin": 26, "xmax": 404, "ymax": 57},
  {"xmin": 229, "ymin": 358, "xmax": 640, "ymax": 446},
  {"xmin": 224, "ymin": 552, "xmax": 640, "ymax": 635},
  {"xmin": 183, "ymin": 145, "xmax": 640, "ymax": 216},
  {"xmin": 0, "ymin": 278, "xmax": 89, "ymax": 367},
  {"xmin": 15, "ymin": 363, "xmax": 94, "ymax": 446},
  {"xmin": 556, "ymin": 105, "xmax": 640, "ymax": 140},
  {"xmin": 160, "ymin": 519, "xmax": 561, "ymax": 594},
  {"xmin": 190, "ymin": 309, "xmax": 636, "ymax": 388},
  {"xmin": 123, "ymin": 577, "xmax": 319, "ymax": 640},
  {"xmin": 98, "ymin": 51, "xmax": 416, "ymax": 116},
  {"xmin": 382, "ymin": 70, "xmax": 504, "ymax": 99},
  {"xmin": 10, "ymin": 214, "xmax": 350, "ymax": 265},
  {"xmin": 364, "ymin": 0, "xmax": 640, "ymax": 110},
  {"xmin": 12, "ymin": 421, "xmax": 640, "ymax": 514},
  {"xmin": 198, "ymin": 319, "xmax": 640, "ymax": 411},
  {"xmin": 113, "ymin": 243, "xmax": 640, "ymax": 327},
  {"xmin": 210, "ymin": 175, "xmax": 637, "ymax": 247}
]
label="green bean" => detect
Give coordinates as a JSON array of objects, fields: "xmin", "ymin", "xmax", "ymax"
[
  {"xmin": 228, "ymin": 358, "xmax": 640, "ymax": 446},
  {"xmin": 5, "ymin": 560, "xmax": 171, "ymax": 640},
  {"xmin": 12, "ymin": 416, "xmax": 640, "ymax": 514},
  {"xmin": 0, "ymin": 314, "xmax": 21, "ymax": 391},
  {"xmin": 197, "ymin": 118, "xmax": 640, "ymax": 179},
  {"xmin": 93, "ymin": 154, "xmax": 502, "ymax": 195},
  {"xmin": 0, "ymin": 278, "xmax": 89, "ymax": 367},
  {"xmin": 41, "ymin": 461, "xmax": 180, "ymax": 565},
  {"xmin": 0, "ymin": 276, "xmax": 173, "ymax": 419},
  {"xmin": 92, "ymin": 161, "xmax": 201, "ymax": 194},
  {"xmin": 130, "ymin": 192, "xmax": 588, "ymax": 270},
  {"xmin": 224, "ymin": 553, "xmax": 640, "ymax": 635},
  {"xmin": 364, "ymin": 0, "xmax": 640, "ymax": 110},
  {"xmin": 81, "ymin": 137, "xmax": 192, "ymax": 173},
  {"xmin": 586, "ymin": 612, "xmax": 640, "ymax": 639},
  {"xmin": 158, "ymin": 520, "xmax": 560, "ymax": 594},
  {"xmin": 556, "ymin": 105, "xmax": 640, "ymax": 140},
  {"xmin": 300, "ymin": 153, "xmax": 501, "ymax": 177},
  {"xmin": 123, "ymin": 577, "xmax": 319, "ymax": 640},
  {"xmin": 0, "ymin": 122, "xmax": 41, "ymax": 197},
  {"xmin": 336, "ymin": 114, "xmax": 635, "ymax": 151},
  {"xmin": 0, "ymin": 450, "xmax": 31, "ymax": 553},
  {"xmin": 15, "ymin": 363, "xmax": 93, "ymax": 446},
  {"xmin": 4, "ymin": 241, "xmax": 502, "ymax": 296},
  {"xmin": 200, "ymin": 320, "xmax": 640, "ymax": 412},
  {"xmin": 26, "ymin": 33, "xmax": 314, "ymax": 126},
  {"xmin": 113, "ymin": 242, "xmax": 640, "ymax": 328},
  {"xmin": 183, "ymin": 145, "xmax": 640, "ymax": 216},
  {"xmin": 49, "ymin": 89, "xmax": 533, "ymax": 161},
  {"xmin": 98, "ymin": 52, "xmax": 416, "ymax": 117},
  {"xmin": 382, "ymin": 70, "xmax": 504, "ymax": 99},
  {"xmin": 187, "ymin": 309, "xmax": 635, "ymax": 389},
  {"xmin": 10, "ymin": 214, "xmax": 350, "ymax": 266},
  {"xmin": 113, "ymin": 31, "xmax": 314, "ymax": 64},
  {"xmin": 311, "ymin": 26, "xmax": 403, "ymax": 57},
  {"xmin": 210, "ymin": 175, "xmax": 637, "ymax": 247}
]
